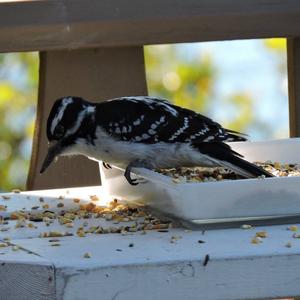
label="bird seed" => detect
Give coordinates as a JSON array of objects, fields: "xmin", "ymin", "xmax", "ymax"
[
  {"xmin": 287, "ymin": 225, "xmax": 298, "ymax": 231},
  {"xmin": 83, "ymin": 252, "xmax": 91, "ymax": 258},
  {"xmin": 157, "ymin": 161, "xmax": 300, "ymax": 183},
  {"xmin": 255, "ymin": 231, "xmax": 268, "ymax": 238}
]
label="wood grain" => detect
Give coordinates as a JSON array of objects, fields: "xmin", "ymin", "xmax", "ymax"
[
  {"xmin": 0, "ymin": 263, "xmax": 55, "ymax": 300},
  {"xmin": 0, "ymin": 0, "xmax": 300, "ymax": 52},
  {"xmin": 287, "ymin": 38, "xmax": 300, "ymax": 137},
  {"xmin": 27, "ymin": 47, "xmax": 147, "ymax": 190},
  {"xmin": 12, "ymin": 224, "xmax": 300, "ymax": 300}
]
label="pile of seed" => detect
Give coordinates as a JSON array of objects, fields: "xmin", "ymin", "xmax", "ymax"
[
  {"xmin": 157, "ymin": 167, "xmax": 243, "ymax": 183},
  {"xmin": 157, "ymin": 161, "xmax": 300, "ymax": 183},
  {"xmin": 255, "ymin": 161, "xmax": 300, "ymax": 177},
  {"xmin": 2, "ymin": 198, "xmax": 171, "ymax": 237}
]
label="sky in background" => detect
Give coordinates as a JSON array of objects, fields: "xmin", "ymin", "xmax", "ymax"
[{"xmin": 176, "ymin": 39, "xmax": 288, "ymax": 140}]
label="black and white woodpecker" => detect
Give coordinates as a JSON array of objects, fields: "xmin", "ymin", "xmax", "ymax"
[{"xmin": 40, "ymin": 96, "xmax": 273, "ymax": 185}]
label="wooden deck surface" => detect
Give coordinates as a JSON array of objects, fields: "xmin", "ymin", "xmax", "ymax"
[{"xmin": 0, "ymin": 187, "xmax": 300, "ymax": 299}]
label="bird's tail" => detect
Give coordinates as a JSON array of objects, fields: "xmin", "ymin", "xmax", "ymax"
[
  {"xmin": 193, "ymin": 142, "xmax": 273, "ymax": 178},
  {"xmin": 213, "ymin": 153, "xmax": 274, "ymax": 178}
]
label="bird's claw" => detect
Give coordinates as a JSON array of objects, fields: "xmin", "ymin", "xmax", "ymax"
[
  {"xmin": 102, "ymin": 162, "xmax": 112, "ymax": 169},
  {"xmin": 127, "ymin": 177, "xmax": 147, "ymax": 185},
  {"xmin": 125, "ymin": 166, "xmax": 138, "ymax": 185},
  {"xmin": 124, "ymin": 163, "xmax": 148, "ymax": 185},
  {"xmin": 124, "ymin": 165, "xmax": 147, "ymax": 185},
  {"xmin": 129, "ymin": 178, "xmax": 139, "ymax": 186}
]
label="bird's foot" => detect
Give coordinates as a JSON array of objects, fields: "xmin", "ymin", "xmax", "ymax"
[
  {"xmin": 124, "ymin": 165, "xmax": 139, "ymax": 185},
  {"xmin": 124, "ymin": 163, "xmax": 148, "ymax": 185},
  {"xmin": 102, "ymin": 162, "xmax": 112, "ymax": 169}
]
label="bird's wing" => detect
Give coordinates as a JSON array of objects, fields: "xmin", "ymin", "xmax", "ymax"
[{"xmin": 97, "ymin": 96, "xmax": 246, "ymax": 144}]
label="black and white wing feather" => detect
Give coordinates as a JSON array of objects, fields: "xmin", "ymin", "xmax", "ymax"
[
  {"xmin": 96, "ymin": 96, "xmax": 273, "ymax": 179},
  {"xmin": 97, "ymin": 96, "xmax": 246, "ymax": 144}
]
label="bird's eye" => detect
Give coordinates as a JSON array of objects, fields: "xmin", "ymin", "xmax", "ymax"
[{"xmin": 54, "ymin": 124, "xmax": 65, "ymax": 139}]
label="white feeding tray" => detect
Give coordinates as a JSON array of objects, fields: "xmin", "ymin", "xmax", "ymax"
[{"xmin": 100, "ymin": 138, "xmax": 300, "ymax": 227}]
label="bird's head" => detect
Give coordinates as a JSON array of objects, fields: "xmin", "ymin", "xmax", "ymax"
[{"xmin": 40, "ymin": 96, "xmax": 95, "ymax": 174}]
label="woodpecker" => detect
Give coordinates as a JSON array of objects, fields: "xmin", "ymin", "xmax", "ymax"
[{"xmin": 40, "ymin": 96, "xmax": 273, "ymax": 185}]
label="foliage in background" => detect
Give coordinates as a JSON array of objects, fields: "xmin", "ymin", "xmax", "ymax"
[
  {"xmin": 145, "ymin": 45, "xmax": 216, "ymax": 113},
  {"xmin": 145, "ymin": 39, "xmax": 287, "ymax": 136},
  {"xmin": 0, "ymin": 39, "xmax": 286, "ymax": 191},
  {"xmin": 145, "ymin": 44, "xmax": 254, "ymax": 131},
  {"xmin": 0, "ymin": 53, "xmax": 38, "ymax": 190}
]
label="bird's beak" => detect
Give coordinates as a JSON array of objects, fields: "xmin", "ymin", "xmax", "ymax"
[{"xmin": 40, "ymin": 141, "xmax": 63, "ymax": 174}]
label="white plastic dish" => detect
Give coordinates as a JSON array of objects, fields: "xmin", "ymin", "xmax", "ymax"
[{"xmin": 100, "ymin": 138, "xmax": 300, "ymax": 226}]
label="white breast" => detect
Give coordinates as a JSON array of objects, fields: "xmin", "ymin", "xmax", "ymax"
[{"xmin": 67, "ymin": 127, "xmax": 216, "ymax": 169}]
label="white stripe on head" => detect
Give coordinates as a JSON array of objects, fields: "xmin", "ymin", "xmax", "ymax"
[
  {"xmin": 65, "ymin": 105, "xmax": 96, "ymax": 136},
  {"xmin": 51, "ymin": 97, "xmax": 73, "ymax": 134}
]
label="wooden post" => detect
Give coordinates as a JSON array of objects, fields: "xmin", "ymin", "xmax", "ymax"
[
  {"xmin": 287, "ymin": 38, "xmax": 300, "ymax": 137},
  {"xmin": 27, "ymin": 47, "xmax": 148, "ymax": 190}
]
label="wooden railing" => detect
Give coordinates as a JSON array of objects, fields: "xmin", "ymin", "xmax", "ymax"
[{"xmin": 0, "ymin": 0, "xmax": 298, "ymax": 189}]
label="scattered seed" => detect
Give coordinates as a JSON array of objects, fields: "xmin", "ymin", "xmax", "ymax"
[
  {"xmin": 241, "ymin": 224, "xmax": 253, "ymax": 230},
  {"xmin": 129, "ymin": 243, "xmax": 134, "ymax": 247},
  {"xmin": 89, "ymin": 195, "xmax": 99, "ymax": 201},
  {"xmin": 83, "ymin": 252, "xmax": 91, "ymax": 258},
  {"xmin": 172, "ymin": 178, "xmax": 181, "ymax": 183},
  {"xmin": 170, "ymin": 235, "xmax": 182, "ymax": 243},
  {"xmin": 104, "ymin": 213, "xmax": 112, "ymax": 221},
  {"xmin": 65, "ymin": 222, "xmax": 74, "ymax": 228},
  {"xmin": 4, "ymin": 195, "xmax": 174, "ymax": 241},
  {"xmin": 77, "ymin": 230, "xmax": 85, "ymax": 237},
  {"xmin": 0, "ymin": 227, "xmax": 9, "ymax": 232},
  {"xmin": 11, "ymin": 189, "xmax": 21, "ymax": 193},
  {"xmin": 285, "ymin": 242, "xmax": 292, "ymax": 248},
  {"xmin": 0, "ymin": 205, "xmax": 6, "ymax": 211},
  {"xmin": 40, "ymin": 231, "xmax": 65, "ymax": 238},
  {"xmin": 287, "ymin": 225, "xmax": 298, "ymax": 232},
  {"xmin": 49, "ymin": 239, "xmax": 60, "ymax": 243},
  {"xmin": 255, "ymin": 231, "xmax": 268, "ymax": 238},
  {"xmin": 198, "ymin": 240, "xmax": 205, "ymax": 244},
  {"xmin": 251, "ymin": 237, "xmax": 262, "ymax": 244},
  {"xmin": 15, "ymin": 219, "xmax": 26, "ymax": 228},
  {"xmin": 27, "ymin": 223, "xmax": 37, "ymax": 229},
  {"xmin": 50, "ymin": 243, "xmax": 61, "ymax": 247}
]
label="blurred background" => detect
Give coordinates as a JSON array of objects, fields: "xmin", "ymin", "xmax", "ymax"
[{"xmin": 0, "ymin": 38, "xmax": 288, "ymax": 190}]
